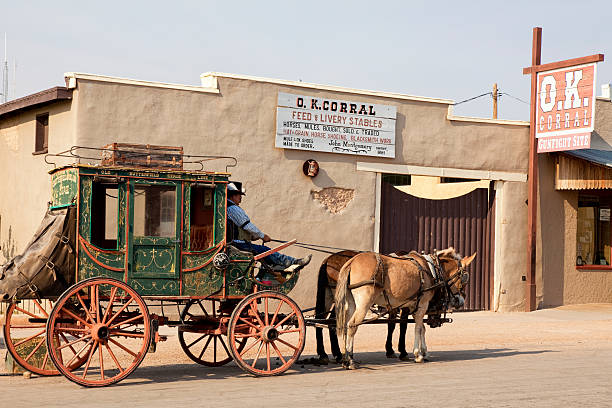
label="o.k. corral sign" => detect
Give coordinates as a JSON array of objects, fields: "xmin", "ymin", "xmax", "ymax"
[
  {"xmin": 275, "ymin": 92, "xmax": 397, "ymax": 158},
  {"xmin": 536, "ymin": 63, "xmax": 597, "ymax": 152}
]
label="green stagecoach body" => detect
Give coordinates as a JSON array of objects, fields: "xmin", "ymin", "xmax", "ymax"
[{"xmin": 49, "ymin": 164, "xmax": 298, "ymax": 299}]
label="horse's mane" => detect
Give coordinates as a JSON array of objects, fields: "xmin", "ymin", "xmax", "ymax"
[{"xmin": 435, "ymin": 247, "xmax": 462, "ymax": 260}]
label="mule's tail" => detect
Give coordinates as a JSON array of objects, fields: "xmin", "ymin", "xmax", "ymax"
[
  {"xmin": 315, "ymin": 260, "xmax": 329, "ymax": 319},
  {"xmin": 334, "ymin": 260, "xmax": 353, "ymax": 355}
]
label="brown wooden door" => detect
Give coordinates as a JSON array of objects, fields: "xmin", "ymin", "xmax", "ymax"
[{"xmin": 380, "ymin": 182, "xmax": 495, "ymax": 310}]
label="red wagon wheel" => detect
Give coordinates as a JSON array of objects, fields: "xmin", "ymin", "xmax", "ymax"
[
  {"xmin": 46, "ymin": 277, "xmax": 151, "ymax": 387},
  {"xmin": 3, "ymin": 300, "xmax": 90, "ymax": 376},
  {"xmin": 228, "ymin": 291, "xmax": 306, "ymax": 376},
  {"xmin": 178, "ymin": 299, "xmax": 246, "ymax": 367}
]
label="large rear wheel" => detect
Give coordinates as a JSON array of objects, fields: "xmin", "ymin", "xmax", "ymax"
[
  {"xmin": 228, "ymin": 291, "xmax": 305, "ymax": 376},
  {"xmin": 46, "ymin": 278, "xmax": 151, "ymax": 387}
]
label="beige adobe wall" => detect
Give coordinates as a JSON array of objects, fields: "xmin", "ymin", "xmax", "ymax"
[
  {"xmin": 0, "ymin": 100, "xmax": 76, "ymax": 264},
  {"xmin": 65, "ymin": 76, "xmax": 529, "ymax": 307}
]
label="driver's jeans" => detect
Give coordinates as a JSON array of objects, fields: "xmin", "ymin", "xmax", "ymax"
[{"xmin": 231, "ymin": 241, "xmax": 296, "ymax": 268}]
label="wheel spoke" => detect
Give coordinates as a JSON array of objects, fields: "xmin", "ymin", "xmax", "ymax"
[
  {"xmin": 95, "ymin": 284, "xmax": 101, "ymax": 322},
  {"xmin": 41, "ymin": 351, "xmax": 50, "ymax": 370},
  {"xmin": 109, "ymin": 330, "xmax": 145, "ymax": 339},
  {"xmin": 24, "ymin": 339, "xmax": 45, "ymax": 362},
  {"xmin": 249, "ymin": 302, "xmax": 265, "ymax": 328},
  {"xmin": 269, "ymin": 299, "xmax": 283, "ymax": 326},
  {"xmin": 266, "ymin": 342, "xmax": 271, "ymax": 371},
  {"xmin": 240, "ymin": 337, "xmax": 262, "ymax": 357},
  {"xmin": 264, "ymin": 297, "xmax": 269, "ymax": 326},
  {"xmin": 76, "ymin": 292, "xmax": 95, "ymax": 324},
  {"xmin": 101, "ymin": 286, "xmax": 118, "ymax": 324},
  {"xmin": 65, "ymin": 338, "xmax": 94, "ymax": 367},
  {"xmin": 186, "ymin": 333, "xmax": 207, "ymax": 349},
  {"xmin": 218, "ymin": 335, "xmax": 231, "ymax": 357},
  {"xmin": 81, "ymin": 342, "xmax": 97, "ymax": 379},
  {"xmin": 108, "ymin": 313, "xmax": 144, "ymax": 329},
  {"xmin": 233, "ymin": 332, "xmax": 261, "ymax": 339},
  {"xmin": 198, "ymin": 300, "xmax": 209, "ymax": 317},
  {"xmin": 251, "ymin": 340, "xmax": 265, "ymax": 368},
  {"xmin": 198, "ymin": 336, "xmax": 213, "ymax": 360},
  {"xmin": 108, "ymin": 337, "xmax": 138, "ymax": 358},
  {"xmin": 32, "ymin": 299, "xmax": 49, "ymax": 318},
  {"xmin": 105, "ymin": 297, "xmax": 135, "ymax": 327},
  {"xmin": 105, "ymin": 343, "xmax": 125, "ymax": 373},
  {"xmin": 238, "ymin": 316, "xmax": 260, "ymax": 331},
  {"xmin": 213, "ymin": 336, "xmax": 218, "ymax": 362},
  {"xmin": 274, "ymin": 310, "xmax": 296, "ymax": 329},
  {"xmin": 57, "ymin": 333, "xmax": 92, "ymax": 351},
  {"xmin": 14, "ymin": 306, "xmax": 42, "ymax": 320},
  {"xmin": 60, "ymin": 307, "xmax": 91, "ymax": 328},
  {"xmin": 278, "ymin": 328, "xmax": 302, "ymax": 334},
  {"xmin": 99, "ymin": 344, "xmax": 105, "ymax": 380},
  {"xmin": 276, "ymin": 337, "xmax": 299, "ymax": 351},
  {"xmin": 13, "ymin": 329, "xmax": 46, "ymax": 348},
  {"xmin": 270, "ymin": 341, "xmax": 287, "ymax": 365}
]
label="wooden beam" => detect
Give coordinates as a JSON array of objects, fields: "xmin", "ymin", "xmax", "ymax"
[
  {"xmin": 523, "ymin": 53, "xmax": 604, "ymax": 75},
  {"xmin": 526, "ymin": 27, "xmax": 542, "ymax": 312}
]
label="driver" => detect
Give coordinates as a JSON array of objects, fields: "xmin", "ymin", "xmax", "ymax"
[{"xmin": 226, "ymin": 183, "xmax": 311, "ymax": 269}]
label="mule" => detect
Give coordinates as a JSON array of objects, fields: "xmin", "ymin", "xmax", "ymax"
[
  {"xmin": 314, "ymin": 250, "xmax": 414, "ymax": 364},
  {"xmin": 335, "ymin": 248, "xmax": 476, "ymax": 369}
]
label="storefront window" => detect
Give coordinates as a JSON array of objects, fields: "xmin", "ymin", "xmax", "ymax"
[{"xmin": 577, "ymin": 193, "xmax": 611, "ymax": 267}]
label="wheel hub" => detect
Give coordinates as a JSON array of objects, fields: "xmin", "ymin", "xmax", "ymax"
[
  {"xmin": 262, "ymin": 326, "xmax": 279, "ymax": 342},
  {"xmin": 91, "ymin": 323, "xmax": 110, "ymax": 341}
]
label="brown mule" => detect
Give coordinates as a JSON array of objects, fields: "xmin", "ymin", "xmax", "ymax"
[{"xmin": 335, "ymin": 248, "xmax": 476, "ymax": 369}]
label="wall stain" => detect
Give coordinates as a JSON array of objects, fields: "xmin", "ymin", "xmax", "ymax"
[{"xmin": 311, "ymin": 187, "xmax": 354, "ymax": 214}]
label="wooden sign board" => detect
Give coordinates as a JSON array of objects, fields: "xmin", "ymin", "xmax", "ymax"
[
  {"xmin": 536, "ymin": 63, "xmax": 597, "ymax": 152},
  {"xmin": 275, "ymin": 92, "xmax": 397, "ymax": 158}
]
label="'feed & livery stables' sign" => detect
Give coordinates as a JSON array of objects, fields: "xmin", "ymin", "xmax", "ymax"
[
  {"xmin": 275, "ymin": 93, "xmax": 397, "ymax": 158},
  {"xmin": 536, "ymin": 63, "xmax": 597, "ymax": 152}
]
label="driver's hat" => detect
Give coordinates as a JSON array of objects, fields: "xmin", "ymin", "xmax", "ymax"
[{"xmin": 227, "ymin": 182, "xmax": 246, "ymax": 195}]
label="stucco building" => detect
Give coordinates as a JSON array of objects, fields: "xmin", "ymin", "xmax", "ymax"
[{"xmin": 0, "ymin": 71, "xmax": 610, "ymax": 310}]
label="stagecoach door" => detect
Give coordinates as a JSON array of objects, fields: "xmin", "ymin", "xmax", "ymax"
[{"xmin": 127, "ymin": 181, "xmax": 181, "ymax": 295}]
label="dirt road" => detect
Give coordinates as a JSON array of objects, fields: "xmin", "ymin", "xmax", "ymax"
[{"xmin": 2, "ymin": 304, "xmax": 611, "ymax": 407}]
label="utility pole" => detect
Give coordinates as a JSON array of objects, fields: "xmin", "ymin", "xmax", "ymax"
[
  {"xmin": 492, "ymin": 83, "xmax": 498, "ymax": 119},
  {"xmin": 2, "ymin": 33, "xmax": 8, "ymax": 103}
]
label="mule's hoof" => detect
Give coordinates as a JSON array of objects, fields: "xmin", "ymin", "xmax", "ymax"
[
  {"xmin": 386, "ymin": 351, "xmax": 397, "ymax": 359},
  {"xmin": 334, "ymin": 356, "xmax": 343, "ymax": 364},
  {"xmin": 318, "ymin": 356, "xmax": 330, "ymax": 365},
  {"xmin": 415, "ymin": 355, "xmax": 425, "ymax": 363},
  {"xmin": 399, "ymin": 353, "xmax": 410, "ymax": 361},
  {"xmin": 348, "ymin": 361, "xmax": 360, "ymax": 370}
]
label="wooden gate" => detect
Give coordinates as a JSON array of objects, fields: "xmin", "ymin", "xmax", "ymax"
[{"xmin": 380, "ymin": 182, "xmax": 495, "ymax": 310}]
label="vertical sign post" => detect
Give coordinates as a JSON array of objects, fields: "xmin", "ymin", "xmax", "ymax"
[{"xmin": 523, "ymin": 27, "xmax": 604, "ymax": 311}]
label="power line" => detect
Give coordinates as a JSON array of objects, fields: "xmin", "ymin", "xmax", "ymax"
[
  {"xmin": 453, "ymin": 92, "xmax": 491, "ymax": 106},
  {"xmin": 499, "ymin": 92, "xmax": 529, "ymax": 105}
]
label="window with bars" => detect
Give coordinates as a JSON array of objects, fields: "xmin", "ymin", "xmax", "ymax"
[
  {"xmin": 381, "ymin": 173, "xmax": 411, "ymax": 186},
  {"xmin": 34, "ymin": 113, "xmax": 49, "ymax": 154}
]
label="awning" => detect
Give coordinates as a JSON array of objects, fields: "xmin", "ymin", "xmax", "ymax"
[{"xmin": 556, "ymin": 149, "xmax": 612, "ymax": 190}]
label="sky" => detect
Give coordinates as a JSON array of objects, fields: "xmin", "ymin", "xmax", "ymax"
[{"xmin": 1, "ymin": 0, "xmax": 611, "ymax": 121}]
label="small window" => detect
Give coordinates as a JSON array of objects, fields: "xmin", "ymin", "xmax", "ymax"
[
  {"xmin": 382, "ymin": 173, "xmax": 411, "ymax": 186},
  {"xmin": 134, "ymin": 185, "xmax": 176, "ymax": 237},
  {"xmin": 577, "ymin": 193, "xmax": 612, "ymax": 267},
  {"xmin": 34, "ymin": 113, "xmax": 49, "ymax": 154}
]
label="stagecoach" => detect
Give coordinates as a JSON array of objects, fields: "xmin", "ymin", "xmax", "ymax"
[{"xmin": 1, "ymin": 144, "xmax": 308, "ymax": 386}]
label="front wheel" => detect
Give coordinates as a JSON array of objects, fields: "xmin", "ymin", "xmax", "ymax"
[
  {"xmin": 46, "ymin": 278, "xmax": 151, "ymax": 387},
  {"xmin": 228, "ymin": 291, "xmax": 305, "ymax": 376}
]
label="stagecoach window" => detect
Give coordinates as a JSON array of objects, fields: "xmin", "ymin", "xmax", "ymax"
[
  {"xmin": 134, "ymin": 185, "xmax": 176, "ymax": 237},
  {"xmin": 577, "ymin": 192, "xmax": 612, "ymax": 267},
  {"xmin": 189, "ymin": 186, "xmax": 215, "ymax": 250},
  {"xmin": 91, "ymin": 183, "xmax": 118, "ymax": 249}
]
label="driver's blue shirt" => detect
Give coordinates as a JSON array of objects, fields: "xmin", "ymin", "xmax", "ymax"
[{"xmin": 227, "ymin": 199, "xmax": 264, "ymax": 243}]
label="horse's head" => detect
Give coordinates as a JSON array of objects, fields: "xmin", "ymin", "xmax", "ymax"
[{"xmin": 436, "ymin": 248, "xmax": 476, "ymax": 309}]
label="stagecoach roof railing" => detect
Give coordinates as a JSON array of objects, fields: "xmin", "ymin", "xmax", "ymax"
[{"xmin": 44, "ymin": 146, "xmax": 237, "ymax": 173}]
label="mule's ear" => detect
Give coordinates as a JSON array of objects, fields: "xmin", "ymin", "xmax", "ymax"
[{"xmin": 461, "ymin": 252, "xmax": 477, "ymax": 268}]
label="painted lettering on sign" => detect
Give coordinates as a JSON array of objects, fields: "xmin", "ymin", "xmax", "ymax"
[
  {"xmin": 276, "ymin": 92, "xmax": 397, "ymax": 158},
  {"xmin": 536, "ymin": 63, "xmax": 596, "ymax": 152}
]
